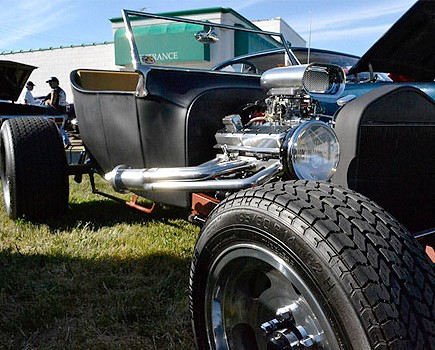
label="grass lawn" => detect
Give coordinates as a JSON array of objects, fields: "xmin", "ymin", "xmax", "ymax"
[{"xmin": 0, "ymin": 176, "xmax": 199, "ymax": 349}]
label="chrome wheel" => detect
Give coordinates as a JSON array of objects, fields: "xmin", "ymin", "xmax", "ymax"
[
  {"xmin": 205, "ymin": 243, "xmax": 340, "ymax": 350},
  {"xmin": 0, "ymin": 135, "xmax": 12, "ymax": 215}
]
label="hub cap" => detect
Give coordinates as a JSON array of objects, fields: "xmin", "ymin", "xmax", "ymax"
[{"xmin": 205, "ymin": 243, "xmax": 340, "ymax": 349}]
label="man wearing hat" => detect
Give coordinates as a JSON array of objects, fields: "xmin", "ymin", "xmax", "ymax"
[
  {"xmin": 44, "ymin": 77, "xmax": 67, "ymax": 113},
  {"xmin": 44, "ymin": 76, "xmax": 71, "ymax": 148},
  {"xmin": 24, "ymin": 81, "xmax": 36, "ymax": 105}
]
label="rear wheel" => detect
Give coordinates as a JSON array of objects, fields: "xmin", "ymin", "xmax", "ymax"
[
  {"xmin": 0, "ymin": 117, "xmax": 69, "ymax": 219},
  {"xmin": 190, "ymin": 181, "xmax": 435, "ymax": 349}
]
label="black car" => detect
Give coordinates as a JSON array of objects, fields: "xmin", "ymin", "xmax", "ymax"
[
  {"xmin": 0, "ymin": 60, "xmax": 66, "ymax": 126},
  {"xmin": 0, "ymin": 1, "xmax": 433, "ymax": 349}
]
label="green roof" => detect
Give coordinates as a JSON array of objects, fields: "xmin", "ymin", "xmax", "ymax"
[{"xmin": 110, "ymin": 7, "xmax": 254, "ymax": 27}]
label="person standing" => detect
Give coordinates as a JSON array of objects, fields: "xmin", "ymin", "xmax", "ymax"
[
  {"xmin": 44, "ymin": 77, "xmax": 71, "ymax": 148},
  {"xmin": 24, "ymin": 81, "xmax": 36, "ymax": 105}
]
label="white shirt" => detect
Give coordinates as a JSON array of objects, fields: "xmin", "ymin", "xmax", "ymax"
[{"xmin": 24, "ymin": 89, "xmax": 36, "ymax": 105}]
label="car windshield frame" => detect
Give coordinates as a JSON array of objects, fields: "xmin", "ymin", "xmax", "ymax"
[{"xmin": 121, "ymin": 9, "xmax": 298, "ymax": 71}]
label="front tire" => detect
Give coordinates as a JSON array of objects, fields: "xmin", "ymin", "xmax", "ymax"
[
  {"xmin": 190, "ymin": 181, "xmax": 434, "ymax": 349},
  {"xmin": 0, "ymin": 117, "xmax": 69, "ymax": 219}
]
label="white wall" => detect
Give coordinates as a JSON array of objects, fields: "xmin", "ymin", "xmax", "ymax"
[
  {"xmin": 0, "ymin": 43, "xmax": 116, "ymax": 103},
  {"xmin": 253, "ymin": 18, "xmax": 306, "ymax": 47}
]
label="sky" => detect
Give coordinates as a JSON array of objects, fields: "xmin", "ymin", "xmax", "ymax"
[{"xmin": 0, "ymin": 0, "xmax": 417, "ymax": 56}]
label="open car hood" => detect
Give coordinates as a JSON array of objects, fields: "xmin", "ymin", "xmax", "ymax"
[
  {"xmin": 0, "ymin": 60, "xmax": 37, "ymax": 101},
  {"xmin": 349, "ymin": 0, "xmax": 435, "ymax": 81}
]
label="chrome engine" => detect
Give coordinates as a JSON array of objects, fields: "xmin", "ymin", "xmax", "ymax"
[
  {"xmin": 214, "ymin": 63, "xmax": 345, "ymax": 179},
  {"xmin": 106, "ymin": 64, "xmax": 345, "ymax": 196}
]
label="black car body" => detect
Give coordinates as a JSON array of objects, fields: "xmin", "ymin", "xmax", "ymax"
[{"xmin": 67, "ymin": 4, "xmax": 434, "ymax": 235}]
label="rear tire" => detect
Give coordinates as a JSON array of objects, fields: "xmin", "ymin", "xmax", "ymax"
[
  {"xmin": 0, "ymin": 117, "xmax": 69, "ymax": 219},
  {"xmin": 190, "ymin": 181, "xmax": 435, "ymax": 349}
]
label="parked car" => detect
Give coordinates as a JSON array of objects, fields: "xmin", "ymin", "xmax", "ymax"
[
  {"xmin": 0, "ymin": 1, "xmax": 433, "ymax": 349},
  {"xmin": 213, "ymin": 46, "xmax": 397, "ymax": 84},
  {"xmin": 212, "ymin": 46, "xmax": 361, "ymax": 74},
  {"xmin": 0, "ymin": 60, "xmax": 66, "ymax": 127}
]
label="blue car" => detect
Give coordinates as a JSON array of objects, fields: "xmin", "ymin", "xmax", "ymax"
[{"xmin": 213, "ymin": 46, "xmax": 361, "ymax": 75}]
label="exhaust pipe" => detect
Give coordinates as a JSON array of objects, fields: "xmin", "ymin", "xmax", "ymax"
[{"xmin": 105, "ymin": 160, "xmax": 281, "ymax": 193}]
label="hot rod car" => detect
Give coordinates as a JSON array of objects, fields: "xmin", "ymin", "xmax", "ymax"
[{"xmin": 0, "ymin": 1, "xmax": 433, "ymax": 349}]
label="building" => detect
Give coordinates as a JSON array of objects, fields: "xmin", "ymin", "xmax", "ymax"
[
  {"xmin": 0, "ymin": 42, "xmax": 116, "ymax": 102},
  {"xmin": 254, "ymin": 18, "xmax": 306, "ymax": 47},
  {"xmin": 0, "ymin": 8, "xmax": 305, "ymax": 103}
]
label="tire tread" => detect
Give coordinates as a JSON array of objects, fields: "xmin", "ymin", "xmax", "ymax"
[
  {"xmin": 194, "ymin": 180, "xmax": 434, "ymax": 349},
  {"xmin": 1, "ymin": 117, "xmax": 68, "ymax": 219}
]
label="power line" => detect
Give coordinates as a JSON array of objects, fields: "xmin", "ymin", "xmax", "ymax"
[{"xmin": 0, "ymin": 24, "xmax": 81, "ymax": 45}]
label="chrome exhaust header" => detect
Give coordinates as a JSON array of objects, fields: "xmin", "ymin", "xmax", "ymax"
[{"xmin": 105, "ymin": 159, "xmax": 281, "ymax": 193}]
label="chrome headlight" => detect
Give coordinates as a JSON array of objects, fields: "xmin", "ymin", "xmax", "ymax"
[{"xmin": 282, "ymin": 121, "xmax": 339, "ymax": 181}]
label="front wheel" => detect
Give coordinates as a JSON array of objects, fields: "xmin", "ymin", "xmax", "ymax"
[{"xmin": 190, "ymin": 181, "xmax": 434, "ymax": 349}]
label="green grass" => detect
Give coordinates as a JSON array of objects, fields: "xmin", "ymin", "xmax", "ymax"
[{"xmin": 0, "ymin": 176, "xmax": 199, "ymax": 349}]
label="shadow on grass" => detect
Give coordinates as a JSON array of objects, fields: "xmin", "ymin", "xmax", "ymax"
[
  {"xmin": 0, "ymin": 177, "xmax": 199, "ymax": 348},
  {"xmin": 41, "ymin": 196, "xmax": 192, "ymax": 232},
  {"xmin": 0, "ymin": 249, "xmax": 195, "ymax": 349}
]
